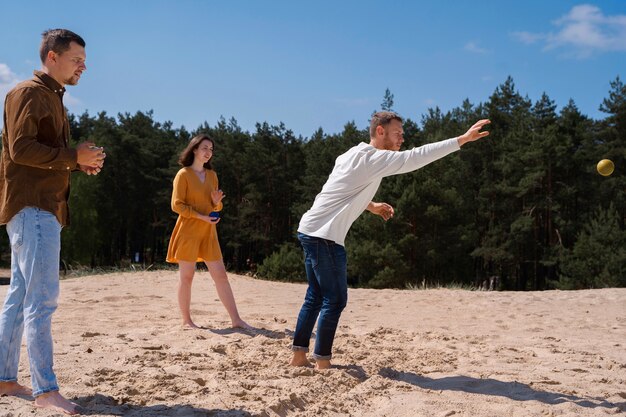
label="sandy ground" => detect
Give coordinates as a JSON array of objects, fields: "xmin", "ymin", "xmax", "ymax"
[{"xmin": 0, "ymin": 269, "xmax": 624, "ymax": 417}]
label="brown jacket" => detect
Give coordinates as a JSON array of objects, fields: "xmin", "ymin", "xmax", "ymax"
[{"xmin": 0, "ymin": 71, "xmax": 78, "ymax": 226}]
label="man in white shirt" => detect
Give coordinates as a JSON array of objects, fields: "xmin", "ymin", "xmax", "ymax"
[{"xmin": 290, "ymin": 111, "xmax": 490, "ymax": 369}]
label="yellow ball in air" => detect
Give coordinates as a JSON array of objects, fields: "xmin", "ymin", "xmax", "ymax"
[{"xmin": 597, "ymin": 159, "xmax": 615, "ymax": 176}]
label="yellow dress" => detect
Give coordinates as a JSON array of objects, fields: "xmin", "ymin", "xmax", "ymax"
[{"xmin": 166, "ymin": 167, "xmax": 224, "ymax": 263}]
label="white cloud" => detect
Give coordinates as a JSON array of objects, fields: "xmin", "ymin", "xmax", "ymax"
[
  {"xmin": 464, "ymin": 41, "xmax": 490, "ymax": 54},
  {"xmin": 0, "ymin": 63, "xmax": 21, "ymax": 99},
  {"xmin": 511, "ymin": 31, "xmax": 546, "ymax": 44},
  {"xmin": 63, "ymin": 92, "xmax": 82, "ymax": 107},
  {"xmin": 0, "ymin": 64, "xmax": 82, "ymax": 110},
  {"xmin": 511, "ymin": 4, "xmax": 626, "ymax": 58}
]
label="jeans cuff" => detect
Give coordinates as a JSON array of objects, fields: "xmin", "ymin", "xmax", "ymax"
[
  {"xmin": 312, "ymin": 352, "xmax": 332, "ymax": 360},
  {"xmin": 0, "ymin": 377, "xmax": 18, "ymax": 383},
  {"xmin": 291, "ymin": 345, "xmax": 309, "ymax": 353},
  {"xmin": 33, "ymin": 385, "xmax": 59, "ymax": 397}
]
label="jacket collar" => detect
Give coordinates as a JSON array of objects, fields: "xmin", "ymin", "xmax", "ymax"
[{"xmin": 33, "ymin": 70, "xmax": 66, "ymax": 98}]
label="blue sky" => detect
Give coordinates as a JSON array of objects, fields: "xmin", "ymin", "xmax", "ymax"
[{"xmin": 1, "ymin": 1, "xmax": 625, "ymax": 137}]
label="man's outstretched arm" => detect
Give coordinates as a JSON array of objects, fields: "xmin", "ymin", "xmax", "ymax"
[{"xmin": 457, "ymin": 119, "xmax": 491, "ymax": 147}]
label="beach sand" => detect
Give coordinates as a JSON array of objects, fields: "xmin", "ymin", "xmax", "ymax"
[{"xmin": 0, "ymin": 270, "xmax": 624, "ymax": 416}]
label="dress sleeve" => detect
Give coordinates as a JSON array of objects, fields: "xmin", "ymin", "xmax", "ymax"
[{"xmin": 171, "ymin": 171, "xmax": 200, "ymax": 218}]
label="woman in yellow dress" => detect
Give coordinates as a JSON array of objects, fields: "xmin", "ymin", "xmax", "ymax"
[{"xmin": 166, "ymin": 134, "xmax": 249, "ymax": 329}]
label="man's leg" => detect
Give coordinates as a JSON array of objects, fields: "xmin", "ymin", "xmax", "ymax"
[
  {"xmin": 312, "ymin": 241, "xmax": 347, "ymax": 369},
  {"xmin": 17, "ymin": 208, "xmax": 77, "ymax": 414},
  {"xmin": 291, "ymin": 234, "xmax": 323, "ymax": 366},
  {"xmin": 19, "ymin": 208, "xmax": 60, "ymax": 396},
  {"xmin": 0, "ymin": 209, "xmax": 32, "ymax": 396}
]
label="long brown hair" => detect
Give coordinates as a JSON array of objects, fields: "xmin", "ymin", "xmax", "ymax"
[{"xmin": 178, "ymin": 134, "xmax": 215, "ymax": 169}]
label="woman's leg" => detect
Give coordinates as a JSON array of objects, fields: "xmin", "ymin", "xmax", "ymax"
[
  {"xmin": 177, "ymin": 261, "xmax": 198, "ymax": 328},
  {"xmin": 205, "ymin": 260, "xmax": 250, "ymax": 328}
]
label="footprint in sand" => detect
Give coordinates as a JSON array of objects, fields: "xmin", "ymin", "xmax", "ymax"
[
  {"xmin": 192, "ymin": 378, "xmax": 206, "ymax": 386},
  {"xmin": 69, "ymin": 298, "xmax": 99, "ymax": 304},
  {"xmin": 81, "ymin": 332, "xmax": 104, "ymax": 338},
  {"xmin": 102, "ymin": 295, "xmax": 136, "ymax": 302},
  {"xmin": 117, "ymin": 334, "xmax": 134, "ymax": 342},
  {"xmin": 140, "ymin": 344, "xmax": 167, "ymax": 350},
  {"xmin": 211, "ymin": 345, "xmax": 227, "ymax": 354},
  {"xmin": 533, "ymin": 379, "xmax": 561, "ymax": 385}
]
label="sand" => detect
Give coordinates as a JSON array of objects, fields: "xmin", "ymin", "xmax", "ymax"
[{"xmin": 0, "ymin": 270, "xmax": 624, "ymax": 416}]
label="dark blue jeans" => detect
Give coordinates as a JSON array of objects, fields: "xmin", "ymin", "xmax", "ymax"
[{"xmin": 292, "ymin": 232, "xmax": 348, "ymax": 360}]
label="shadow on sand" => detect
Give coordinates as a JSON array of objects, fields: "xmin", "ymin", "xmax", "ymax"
[
  {"xmin": 333, "ymin": 364, "xmax": 368, "ymax": 381},
  {"xmin": 379, "ymin": 368, "xmax": 624, "ymax": 411},
  {"xmin": 74, "ymin": 393, "xmax": 252, "ymax": 416},
  {"xmin": 209, "ymin": 326, "xmax": 286, "ymax": 339}
]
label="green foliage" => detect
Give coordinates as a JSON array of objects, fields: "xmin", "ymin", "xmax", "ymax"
[
  {"xmin": 3, "ymin": 77, "xmax": 622, "ymax": 290},
  {"xmin": 559, "ymin": 204, "xmax": 626, "ymax": 289},
  {"xmin": 256, "ymin": 242, "xmax": 305, "ymax": 282}
]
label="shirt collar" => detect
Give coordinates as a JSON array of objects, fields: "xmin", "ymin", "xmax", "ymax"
[{"xmin": 33, "ymin": 70, "xmax": 66, "ymax": 98}]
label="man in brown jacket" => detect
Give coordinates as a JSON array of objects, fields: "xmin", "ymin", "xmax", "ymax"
[{"xmin": 0, "ymin": 29, "xmax": 105, "ymax": 415}]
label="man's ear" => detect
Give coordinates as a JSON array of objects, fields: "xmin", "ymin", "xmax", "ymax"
[
  {"xmin": 46, "ymin": 50, "xmax": 57, "ymax": 64},
  {"xmin": 376, "ymin": 125, "xmax": 386, "ymax": 138}
]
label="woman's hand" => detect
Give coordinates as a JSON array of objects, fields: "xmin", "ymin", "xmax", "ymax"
[
  {"xmin": 211, "ymin": 189, "xmax": 225, "ymax": 205},
  {"xmin": 198, "ymin": 214, "xmax": 220, "ymax": 224}
]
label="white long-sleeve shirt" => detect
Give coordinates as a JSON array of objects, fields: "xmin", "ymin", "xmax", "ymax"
[{"xmin": 297, "ymin": 137, "xmax": 460, "ymax": 246}]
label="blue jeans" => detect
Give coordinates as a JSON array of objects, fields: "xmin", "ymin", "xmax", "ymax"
[
  {"xmin": 0, "ymin": 207, "xmax": 61, "ymax": 396},
  {"xmin": 292, "ymin": 232, "xmax": 348, "ymax": 360}
]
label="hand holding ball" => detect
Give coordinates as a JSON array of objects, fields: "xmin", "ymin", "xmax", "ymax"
[
  {"xmin": 206, "ymin": 211, "xmax": 220, "ymax": 224},
  {"xmin": 597, "ymin": 159, "xmax": 614, "ymax": 176}
]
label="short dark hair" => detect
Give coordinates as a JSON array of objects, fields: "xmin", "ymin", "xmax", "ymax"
[
  {"xmin": 40, "ymin": 29, "xmax": 85, "ymax": 63},
  {"xmin": 370, "ymin": 111, "xmax": 403, "ymax": 138},
  {"xmin": 178, "ymin": 134, "xmax": 215, "ymax": 169}
]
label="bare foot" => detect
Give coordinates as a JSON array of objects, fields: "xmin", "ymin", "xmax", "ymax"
[
  {"xmin": 0, "ymin": 381, "xmax": 32, "ymax": 397},
  {"xmin": 182, "ymin": 320, "xmax": 201, "ymax": 329},
  {"xmin": 315, "ymin": 359, "xmax": 332, "ymax": 370},
  {"xmin": 289, "ymin": 351, "xmax": 311, "ymax": 367},
  {"xmin": 231, "ymin": 319, "xmax": 252, "ymax": 330},
  {"xmin": 34, "ymin": 391, "xmax": 79, "ymax": 415}
]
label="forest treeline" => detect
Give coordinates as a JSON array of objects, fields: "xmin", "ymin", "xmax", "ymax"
[{"xmin": 1, "ymin": 76, "xmax": 624, "ymax": 290}]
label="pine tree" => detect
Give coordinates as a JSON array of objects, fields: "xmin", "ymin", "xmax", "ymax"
[
  {"xmin": 559, "ymin": 204, "xmax": 626, "ymax": 288},
  {"xmin": 381, "ymin": 88, "xmax": 395, "ymax": 111}
]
